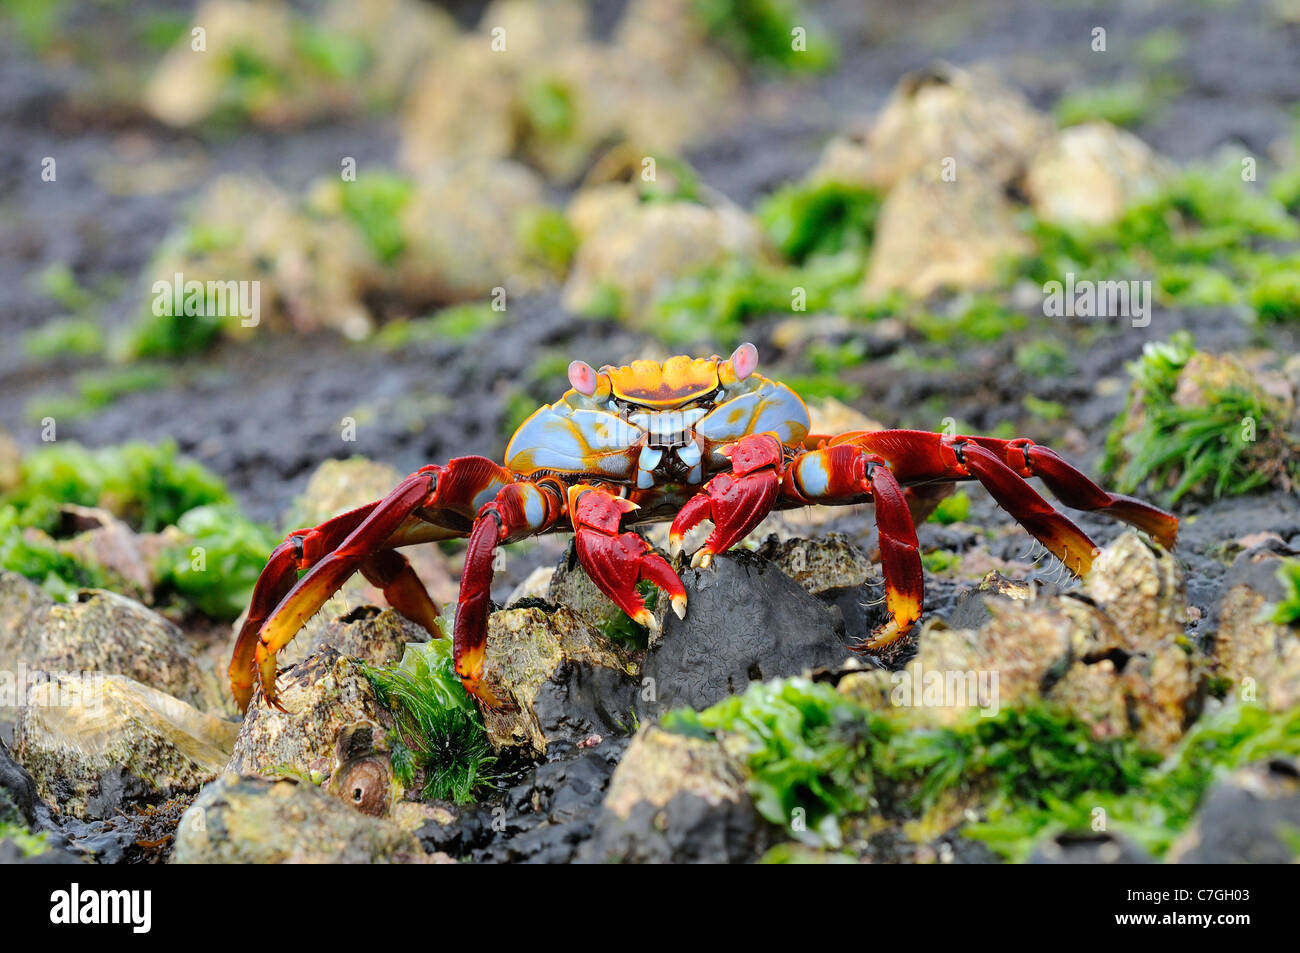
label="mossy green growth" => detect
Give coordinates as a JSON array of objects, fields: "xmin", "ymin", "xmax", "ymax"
[
  {"xmin": 666, "ymin": 676, "xmax": 1300, "ymax": 859},
  {"xmin": 596, "ymin": 581, "xmax": 657, "ymax": 650},
  {"xmin": 22, "ymin": 318, "xmax": 104, "ymax": 360},
  {"xmin": 1054, "ymin": 80, "xmax": 1153, "ymax": 128},
  {"xmin": 1102, "ymin": 332, "xmax": 1292, "ymax": 504},
  {"xmin": 692, "ymin": 0, "xmax": 836, "ymax": 72},
  {"xmin": 1273, "ymin": 559, "xmax": 1300, "ymax": 626},
  {"xmin": 0, "ymin": 504, "xmax": 111, "ymax": 600},
  {"xmin": 1014, "ymin": 339, "xmax": 1072, "ymax": 379},
  {"xmin": 1247, "ymin": 256, "xmax": 1300, "ymax": 324},
  {"xmin": 154, "ymin": 504, "xmax": 280, "ymax": 621},
  {"xmin": 928, "ymin": 491, "xmax": 970, "ymax": 525},
  {"xmin": 3, "ymin": 440, "xmax": 230, "ymax": 533},
  {"xmin": 514, "ymin": 206, "xmax": 578, "ymax": 276},
  {"xmin": 1016, "ymin": 166, "xmax": 1299, "ymax": 319},
  {"xmin": 371, "ymin": 302, "xmax": 502, "ymax": 350},
  {"xmin": 0, "ymin": 819, "xmax": 49, "ymax": 859},
  {"xmin": 339, "ymin": 172, "xmax": 414, "ymax": 265},
  {"xmin": 757, "ymin": 181, "xmax": 881, "ymax": 264},
  {"xmin": 361, "ymin": 640, "xmax": 499, "ymax": 804},
  {"xmin": 25, "ymin": 365, "xmax": 170, "ymax": 424},
  {"xmin": 665, "ymin": 677, "xmax": 884, "ymax": 847}
]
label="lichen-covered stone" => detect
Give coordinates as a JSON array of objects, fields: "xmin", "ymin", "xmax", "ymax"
[
  {"xmin": 226, "ymin": 648, "xmax": 399, "ymax": 816},
  {"xmin": 754, "ymin": 533, "xmax": 877, "ymax": 596},
  {"xmin": 602, "ymin": 725, "xmax": 748, "ymax": 818},
  {"xmin": 6, "ymin": 588, "xmax": 207, "ymax": 710},
  {"xmin": 1212, "ymin": 545, "xmax": 1300, "ymax": 712},
  {"xmin": 1026, "ymin": 121, "xmax": 1170, "ymax": 226},
  {"xmin": 172, "ymin": 773, "xmax": 438, "ymax": 864},
  {"xmin": 13, "ymin": 674, "xmax": 236, "ymax": 820}
]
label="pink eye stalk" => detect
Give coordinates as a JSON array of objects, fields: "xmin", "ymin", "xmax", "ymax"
[
  {"xmin": 568, "ymin": 359, "xmax": 597, "ymax": 395},
  {"xmin": 730, "ymin": 342, "xmax": 758, "ymax": 380}
]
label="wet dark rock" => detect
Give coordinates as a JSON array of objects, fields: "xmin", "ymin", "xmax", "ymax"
[
  {"xmin": 1028, "ymin": 831, "xmax": 1154, "ymax": 864},
  {"xmin": 484, "ymin": 548, "xmax": 851, "ymax": 754},
  {"xmin": 1169, "ymin": 759, "xmax": 1300, "ymax": 863},
  {"xmin": 0, "ymin": 736, "xmax": 38, "ymax": 827}
]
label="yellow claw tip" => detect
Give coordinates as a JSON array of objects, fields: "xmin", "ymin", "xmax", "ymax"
[
  {"xmin": 690, "ymin": 549, "xmax": 713, "ymax": 570},
  {"xmin": 634, "ymin": 609, "xmax": 660, "ymax": 632},
  {"xmin": 670, "ymin": 594, "xmax": 687, "ymax": 619}
]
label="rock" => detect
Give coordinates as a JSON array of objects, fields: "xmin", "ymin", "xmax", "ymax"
[
  {"xmin": 397, "ymin": 159, "xmax": 554, "ymax": 301},
  {"xmin": 1026, "ymin": 122, "xmax": 1170, "ymax": 226},
  {"xmin": 5, "ymin": 588, "xmax": 207, "ymax": 710},
  {"xmin": 901, "ymin": 534, "xmax": 1202, "ymax": 751},
  {"xmin": 753, "ymin": 534, "xmax": 877, "ymax": 596},
  {"xmin": 863, "ymin": 171, "xmax": 1031, "ymax": 298},
  {"xmin": 1028, "ymin": 831, "xmax": 1154, "ymax": 864},
  {"xmin": 306, "ymin": 607, "xmax": 431, "ymax": 669},
  {"xmin": 0, "ymin": 737, "xmax": 38, "ymax": 827},
  {"xmin": 0, "ymin": 572, "xmax": 55, "ymax": 740},
  {"xmin": 1212, "ymin": 544, "xmax": 1300, "ymax": 711},
  {"xmin": 482, "ymin": 547, "xmax": 851, "ymax": 754},
  {"xmin": 148, "ymin": 175, "xmax": 373, "ymax": 339},
  {"xmin": 809, "ymin": 65, "xmax": 1051, "ymax": 192},
  {"xmin": 578, "ymin": 726, "xmax": 765, "ymax": 863},
  {"xmin": 51, "ymin": 506, "xmax": 160, "ymax": 602},
  {"xmin": 13, "ymin": 674, "xmax": 236, "ymax": 820},
  {"xmin": 1167, "ymin": 758, "xmax": 1300, "ymax": 863},
  {"xmin": 562, "ymin": 188, "xmax": 763, "ymax": 325},
  {"xmin": 226, "ymin": 647, "xmax": 401, "ymax": 816},
  {"xmin": 172, "ymin": 773, "xmax": 436, "ymax": 863}
]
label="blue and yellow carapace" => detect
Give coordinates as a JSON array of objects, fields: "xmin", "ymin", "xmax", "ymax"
[{"xmin": 231, "ymin": 344, "xmax": 1177, "ymax": 710}]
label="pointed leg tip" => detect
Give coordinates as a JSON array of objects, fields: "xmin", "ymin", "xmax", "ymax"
[
  {"xmin": 690, "ymin": 549, "xmax": 713, "ymax": 570},
  {"xmin": 634, "ymin": 609, "xmax": 660, "ymax": 633},
  {"xmin": 670, "ymin": 594, "xmax": 687, "ymax": 619},
  {"xmin": 667, "ymin": 536, "xmax": 683, "ymax": 558}
]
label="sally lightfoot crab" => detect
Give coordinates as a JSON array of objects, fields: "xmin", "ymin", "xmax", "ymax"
[{"xmin": 229, "ymin": 344, "xmax": 1178, "ymax": 711}]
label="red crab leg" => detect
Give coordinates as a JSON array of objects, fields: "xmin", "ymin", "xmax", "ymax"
[
  {"xmin": 667, "ymin": 433, "xmax": 785, "ymax": 568},
  {"xmin": 781, "ymin": 444, "xmax": 923, "ymax": 648},
  {"xmin": 840, "ymin": 430, "xmax": 1178, "ymax": 549},
  {"xmin": 230, "ymin": 456, "xmax": 513, "ymax": 711},
  {"xmin": 569, "ymin": 483, "xmax": 687, "ymax": 631},
  {"xmin": 453, "ymin": 479, "xmax": 564, "ymax": 706}
]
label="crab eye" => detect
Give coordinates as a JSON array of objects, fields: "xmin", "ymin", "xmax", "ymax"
[
  {"xmin": 568, "ymin": 360, "xmax": 597, "ymax": 396},
  {"xmin": 730, "ymin": 342, "xmax": 758, "ymax": 380}
]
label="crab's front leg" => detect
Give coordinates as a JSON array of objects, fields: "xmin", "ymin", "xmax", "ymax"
[
  {"xmin": 454, "ymin": 479, "xmax": 565, "ymax": 706},
  {"xmin": 668, "ymin": 433, "xmax": 785, "ymax": 568},
  {"xmin": 568, "ymin": 483, "xmax": 687, "ymax": 632}
]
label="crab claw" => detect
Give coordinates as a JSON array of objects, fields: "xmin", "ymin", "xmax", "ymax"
[
  {"xmin": 570, "ymin": 485, "xmax": 688, "ymax": 631},
  {"xmin": 670, "ymin": 434, "xmax": 784, "ymax": 570}
]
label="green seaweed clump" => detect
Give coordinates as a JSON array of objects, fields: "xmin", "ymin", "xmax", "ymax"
[
  {"xmin": 154, "ymin": 504, "xmax": 280, "ymax": 621},
  {"xmin": 1273, "ymin": 559, "xmax": 1300, "ymax": 627},
  {"xmin": 362, "ymin": 640, "xmax": 499, "ymax": 804},
  {"xmin": 338, "ymin": 172, "xmax": 414, "ymax": 265},
  {"xmin": 758, "ymin": 181, "xmax": 881, "ymax": 265},
  {"xmin": 692, "ymin": 0, "xmax": 836, "ymax": 72},
  {"xmin": 3, "ymin": 440, "xmax": 231, "ymax": 533},
  {"xmin": 1102, "ymin": 332, "xmax": 1296, "ymax": 504},
  {"xmin": 0, "ymin": 504, "xmax": 110, "ymax": 599}
]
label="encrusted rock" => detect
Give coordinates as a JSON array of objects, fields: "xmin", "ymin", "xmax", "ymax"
[
  {"xmin": 809, "ymin": 65, "xmax": 1051, "ymax": 192},
  {"xmin": 0, "ymin": 737, "xmax": 38, "ymax": 827},
  {"xmin": 754, "ymin": 533, "xmax": 877, "ymax": 596},
  {"xmin": 864, "ymin": 171, "xmax": 1031, "ymax": 298},
  {"xmin": 5, "ymin": 588, "xmax": 207, "ymax": 710},
  {"xmin": 578, "ymin": 725, "xmax": 764, "ymax": 863},
  {"xmin": 226, "ymin": 647, "xmax": 400, "ymax": 816},
  {"xmin": 1026, "ymin": 122, "xmax": 1170, "ymax": 226},
  {"xmin": 1212, "ymin": 545, "xmax": 1300, "ymax": 711},
  {"xmin": 14, "ymin": 674, "xmax": 236, "ymax": 820},
  {"xmin": 1167, "ymin": 758, "xmax": 1300, "ymax": 863},
  {"xmin": 483, "ymin": 548, "xmax": 850, "ymax": 754},
  {"xmin": 1028, "ymin": 831, "xmax": 1154, "ymax": 864},
  {"xmin": 901, "ymin": 533, "xmax": 1202, "ymax": 751},
  {"xmin": 562, "ymin": 189, "xmax": 762, "ymax": 324},
  {"xmin": 172, "ymin": 773, "xmax": 437, "ymax": 863}
]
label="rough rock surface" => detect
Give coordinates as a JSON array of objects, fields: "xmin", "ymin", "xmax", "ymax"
[
  {"xmin": 0, "ymin": 737, "xmax": 38, "ymax": 827},
  {"xmin": 1028, "ymin": 831, "xmax": 1154, "ymax": 864},
  {"xmin": 481, "ymin": 548, "xmax": 851, "ymax": 754},
  {"xmin": 1212, "ymin": 544, "xmax": 1300, "ymax": 711},
  {"xmin": 1167, "ymin": 758, "xmax": 1300, "ymax": 863},
  {"xmin": 226, "ymin": 647, "xmax": 399, "ymax": 816},
  {"xmin": 1026, "ymin": 121, "xmax": 1170, "ymax": 226},
  {"xmin": 14, "ymin": 674, "xmax": 236, "ymax": 820},
  {"xmin": 1, "ymin": 585, "xmax": 208, "ymax": 711},
  {"xmin": 172, "ymin": 773, "xmax": 436, "ymax": 863}
]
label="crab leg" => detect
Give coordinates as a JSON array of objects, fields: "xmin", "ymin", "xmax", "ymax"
[
  {"xmin": 782, "ymin": 444, "xmax": 924, "ymax": 648},
  {"xmin": 667, "ymin": 433, "xmax": 785, "ymax": 568},
  {"xmin": 230, "ymin": 456, "xmax": 514, "ymax": 710},
  {"xmin": 569, "ymin": 483, "xmax": 687, "ymax": 631},
  {"xmin": 452, "ymin": 479, "xmax": 564, "ymax": 706}
]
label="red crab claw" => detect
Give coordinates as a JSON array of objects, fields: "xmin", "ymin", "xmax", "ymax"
[
  {"xmin": 569, "ymin": 484, "xmax": 687, "ymax": 631},
  {"xmin": 668, "ymin": 433, "xmax": 783, "ymax": 569}
]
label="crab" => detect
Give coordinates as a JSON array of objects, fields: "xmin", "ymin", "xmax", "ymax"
[{"xmin": 229, "ymin": 343, "xmax": 1178, "ymax": 711}]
